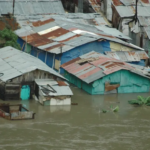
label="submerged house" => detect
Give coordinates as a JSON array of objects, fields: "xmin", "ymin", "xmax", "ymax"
[
  {"xmin": 34, "ymin": 79, "xmax": 73, "ymax": 106},
  {"xmin": 61, "ymin": 51, "xmax": 150, "ymax": 95},
  {"xmin": 0, "ymin": 46, "xmax": 68, "ymax": 101},
  {"xmin": 14, "ymin": 15, "xmax": 148, "ymax": 73}
]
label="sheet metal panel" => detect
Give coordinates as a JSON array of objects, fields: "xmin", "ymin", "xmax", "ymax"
[
  {"xmin": 138, "ymin": 16, "xmax": 149, "ymax": 26},
  {"xmin": 62, "ymin": 51, "xmax": 150, "ymax": 84},
  {"xmin": 0, "ymin": 0, "xmax": 65, "ymax": 15},
  {"xmin": 53, "ymin": 32, "xmax": 76, "ymax": 42},
  {"xmin": 15, "ymin": 13, "xmax": 144, "ymax": 55},
  {"xmin": 138, "ymin": 51, "xmax": 149, "ymax": 59},
  {"xmin": 144, "ymin": 26, "xmax": 150, "ymax": 39},
  {"xmin": 120, "ymin": 0, "xmax": 137, "ymax": 5},
  {"xmin": 105, "ymin": 52, "xmax": 120, "ymax": 60},
  {"xmin": 125, "ymin": 51, "xmax": 141, "ymax": 61},
  {"xmin": 64, "ymin": 36, "xmax": 96, "ymax": 47},
  {"xmin": 35, "ymin": 79, "xmax": 58, "ymax": 86},
  {"xmin": 80, "ymin": 51, "xmax": 102, "ymax": 59},
  {"xmin": 83, "ymin": 70, "xmax": 105, "ymax": 83},
  {"xmin": 39, "ymin": 85, "xmax": 73, "ymax": 96},
  {"xmin": 78, "ymin": 67, "xmax": 102, "ymax": 79},
  {"xmin": 96, "ymin": 26, "xmax": 131, "ymax": 40},
  {"xmin": 103, "ymin": 66, "xmax": 122, "ymax": 75},
  {"xmin": 0, "ymin": 46, "xmax": 65, "ymax": 82},
  {"xmin": 115, "ymin": 6, "xmax": 135, "ymax": 17}
]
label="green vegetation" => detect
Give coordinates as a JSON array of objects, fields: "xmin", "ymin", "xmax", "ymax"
[
  {"xmin": 102, "ymin": 109, "xmax": 108, "ymax": 113},
  {"xmin": 0, "ymin": 28, "xmax": 21, "ymax": 49},
  {"xmin": 110, "ymin": 105, "xmax": 119, "ymax": 112},
  {"xmin": 128, "ymin": 96, "xmax": 150, "ymax": 106},
  {"xmin": 102, "ymin": 105, "xmax": 119, "ymax": 113}
]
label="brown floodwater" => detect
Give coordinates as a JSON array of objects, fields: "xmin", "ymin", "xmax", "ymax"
[{"xmin": 0, "ymin": 85, "xmax": 150, "ymax": 150}]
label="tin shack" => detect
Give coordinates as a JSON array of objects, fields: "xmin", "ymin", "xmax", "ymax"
[
  {"xmin": 15, "ymin": 15, "xmax": 148, "ymax": 73},
  {"xmin": 0, "ymin": 46, "xmax": 66, "ymax": 100},
  {"xmin": 61, "ymin": 51, "xmax": 150, "ymax": 95},
  {"xmin": 34, "ymin": 79, "xmax": 73, "ymax": 106}
]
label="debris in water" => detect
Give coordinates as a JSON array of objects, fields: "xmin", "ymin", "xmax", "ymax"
[{"xmin": 0, "ymin": 103, "xmax": 35, "ymax": 120}]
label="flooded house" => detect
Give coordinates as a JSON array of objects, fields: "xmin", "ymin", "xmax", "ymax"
[
  {"xmin": 0, "ymin": 46, "xmax": 67, "ymax": 101},
  {"xmin": 34, "ymin": 79, "xmax": 73, "ymax": 106},
  {"xmin": 14, "ymin": 15, "xmax": 148, "ymax": 74},
  {"xmin": 61, "ymin": 51, "xmax": 150, "ymax": 95},
  {"xmin": 111, "ymin": 0, "xmax": 150, "ymax": 57},
  {"xmin": 0, "ymin": 103, "xmax": 35, "ymax": 120}
]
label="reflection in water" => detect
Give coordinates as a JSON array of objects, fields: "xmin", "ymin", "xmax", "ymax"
[
  {"xmin": 0, "ymin": 86, "xmax": 150, "ymax": 150},
  {"xmin": 50, "ymin": 105, "xmax": 71, "ymax": 113}
]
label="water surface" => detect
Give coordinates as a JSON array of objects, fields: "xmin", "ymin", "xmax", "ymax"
[{"xmin": 0, "ymin": 86, "xmax": 150, "ymax": 150}]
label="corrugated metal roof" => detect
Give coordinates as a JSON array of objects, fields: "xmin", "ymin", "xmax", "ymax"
[
  {"xmin": 39, "ymin": 85, "xmax": 73, "ymax": 96},
  {"xmin": 115, "ymin": 5, "xmax": 150, "ymax": 17},
  {"xmin": 15, "ymin": 15, "xmax": 144, "ymax": 54},
  {"xmin": 105, "ymin": 51, "xmax": 148, "ymax": 62},
  {"xmin": 0, "ymin": 0, "xmax": 65, "ymax": 15},
  {"xmin": 88, "ymin": 0, "xmax": 101, "ymax": 13},
  {"xmin": 35, "ymin": 79, "xmax": 73, "ymax": 96},
  {"xmin": 95, "ymin": 26, "xmax": 131, "ymax": 40},
  {"xmin": 61, "ymin": 51, "xmax": 150, "ymax": 84},
  {"xmin": 0, "ymin": 46, "xmax": 65, "ymax": 82}
]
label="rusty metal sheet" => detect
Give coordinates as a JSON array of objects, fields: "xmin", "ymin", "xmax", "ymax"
[
  {"xmin": 120, "ymin": 0, "xmax": 136, "ymax": 6},
  {"xmin": 105, "ymin": 82, "xmax": 120, "ymax": 91},
  {"xmin": 105, "ymin": 52, "xmax": 120, "ymax": 60},
  {"xmin": 57, "ymin": 81, "xmax": 68, "ymax": 86},
  {"xmin": 70, "ymin": 63, "xmax": 92, "ymax": 74},
  {"xmin": 41, "ymin": 28, "xmax": 70, "ymax": 39},
  {"xmin": 103, "ymin": 66, "xmax": 122, "ymax": 75},
  {"xmin": 138, "ymin": 51, "xmax": 149, "ymax": 59},
  {"xmin": 88, "ymin": 0, "xmax": 101, "ymax": 13},
  {"xmin": 61, "ymin": 57, "xmax": 81, "ymax": 68},
  {"xmin": 112, "ymin": 0, "xmax": 123, "ymax": 6},
  {"xmin": 32, "ymin": 18, "xmax": 55, "ymax": 27},
  {"xmin": 125, "ymin": 51, "xmax": 141, "ymax": 61},
  {"xmin": 61, "ymin": 51, "xmax": 150, "ymax": 84},
  {"xmin": 90, "ymin": 58, "xmax": 111, "ymax": 66}
]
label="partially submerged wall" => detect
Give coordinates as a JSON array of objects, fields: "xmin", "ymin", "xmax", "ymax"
[{"xmin": 64, "ymin": 70, "xmax": 150, "ymax": 95}]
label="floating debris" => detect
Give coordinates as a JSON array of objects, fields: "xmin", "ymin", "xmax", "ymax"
[{"xmin": 0, "ymin": 103, "xmax": 35, "ymax": 120}]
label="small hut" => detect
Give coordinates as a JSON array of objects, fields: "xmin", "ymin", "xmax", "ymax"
[
  {"xmin": 0, "ymin": 46, "xmax": 66, "ymax": 100},
  {"xmin": 34, "ymin": 79, "xmax": 73, "ymax": 106}
]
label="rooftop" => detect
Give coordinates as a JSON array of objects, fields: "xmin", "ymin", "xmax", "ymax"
[
  {"xmin": 0, "ymin": 0, "xmax": 65, "ymax": 15},
  {"xmin": 61, "ymin": 51, "xmax": 150, "ymax": 84},
  {"xmin": 14, "ymin": 14, "xmax": 145, "ymax": 55},
  {"xmin": 0, "ymin": 46, "xmax": 65, "ymax": 82}
]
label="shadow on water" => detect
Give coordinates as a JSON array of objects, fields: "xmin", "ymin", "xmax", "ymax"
[{"xmin": 0, "ymin": 86, "xmax": 150, "ymax": 150}]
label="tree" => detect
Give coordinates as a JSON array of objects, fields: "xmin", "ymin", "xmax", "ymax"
[{"xmin": 0, "ymin": 28, "xmax": 21, "ymax": 50}]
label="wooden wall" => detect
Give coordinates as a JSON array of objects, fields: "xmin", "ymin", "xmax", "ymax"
[{"xmin": 0, "ymin": 69, "xmax": 60, "ymax": 100}]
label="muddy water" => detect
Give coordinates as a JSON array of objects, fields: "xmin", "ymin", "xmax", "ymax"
[{"xmin": 0, "ymin": 86, "xmax": 150, "ymax": 150}]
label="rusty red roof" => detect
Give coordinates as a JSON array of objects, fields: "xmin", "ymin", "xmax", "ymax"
[
  {"xmin": 61, "ymin": 51, "xmax": 150, "ymax": 84},
  {"xmin": 15, "ymin": 15, "xmax": 144, "ymax": 54}
]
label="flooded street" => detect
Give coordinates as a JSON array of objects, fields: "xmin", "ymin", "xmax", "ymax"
[{"xmin": 0, "ymin": 86, "xmax": 150, "ymax": 150}]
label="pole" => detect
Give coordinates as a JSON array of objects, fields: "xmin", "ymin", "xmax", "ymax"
[
  {"xmin": 135, "ymin": 0, "xmax": 138, "ymax": 24},
  {"xmin": 13, "ymin": 0, "xmax": 15, "ymax": 15}
]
